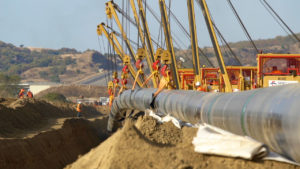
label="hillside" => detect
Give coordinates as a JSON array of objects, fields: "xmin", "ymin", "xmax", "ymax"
[
  {"xmin": 0, "ymin": 41, "xmax": 113, "ymax": 84},
  {"xmin": 1, "ymin": 33, "xmax": 300, "ymax": 84},
  {"xmin": 175, "ymin": 33, "xmax": 300, "ymax": 67}
]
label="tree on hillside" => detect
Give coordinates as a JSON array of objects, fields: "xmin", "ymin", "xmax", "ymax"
[{"xmin": 0, "ymin": 74, "xmax": 21, "ymax": 97}]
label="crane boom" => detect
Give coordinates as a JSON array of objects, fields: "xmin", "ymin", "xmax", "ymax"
[
  {"xmin": 129, "ymin": 0, "xmax": 157, "ymax": 88},
  {"xmin": 97, "ymin": 23, "xmax": 143, "ymax": 87},
  {"xmin": 106, "ymin": 1, "xmax": 136, "ymax": 62},
  {"xmin": 136, "ymin": 0, "xmax": 155, "ymax": 62},
  {"xmin": 158, "ymin": 0, "xmax": 180, "ymax": 89},
  {"xmin": 198, "ymin": 0, "xmax": 232, "ymax": 92},
  {"xmin": 187, "ymin": 0, "xmax": 201, "ymax": 86}
]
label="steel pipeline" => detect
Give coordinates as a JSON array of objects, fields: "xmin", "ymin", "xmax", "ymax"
[{"xmin": 107, "ymin": 84, "xmax": 300, "ymax": 162}]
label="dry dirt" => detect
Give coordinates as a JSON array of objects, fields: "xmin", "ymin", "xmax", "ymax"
[
  {"xmin": 0, "ymin": 97, "xmax": 104, "ymax": 138},
  {"xmin": 35, "ymin": 85, "xmax": 107, "ymax": 98},
  {"xmin": 0, "ymin": 97, "xmax": 110, "ymax": 169},
  {"xmin": 1, "ymin": 97, "xmax": 300, "ymax": 169},
  {"xmin": 66, "ymin": 116, "xmax": 300, "ymax": 169}
]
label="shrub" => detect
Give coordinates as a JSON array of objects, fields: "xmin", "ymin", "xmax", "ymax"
[{"xmin": 41, "ymin": 93, "xmax": 67, "ymax": 102}]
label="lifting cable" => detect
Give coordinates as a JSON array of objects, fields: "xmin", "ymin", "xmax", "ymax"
[
  {"xmin": 157, "ymin": 22, "xmax": 162, "ymax": 49},
  {"xmin": 144, "ymin": 0, "xmax": 147, "ymax": 48},
  {"xmin": 165, "ymin": 0, "xmax": 191, "ymax": 66},
  {"xmin": 259, "ymin": 0, "xmax": 300, "ymax": 43},
  {"xmin": 141, "ymin": 0, "xmax": 191, "ymax": 50},
  {"xmin": 165, "ymin": 4, "xmax": 190, "ymax": 38},
  {"xmin": 108, "ymin": 19, "xmax": 114, "ymax": 80},
  {"xmin": 113, "ymin": 2, "xmax": 137, "ymax": 28},
  {"xmin": 110, "ymin": 18, "xmax": 116, "ymax": 72},
  {"xmin": 137, "ymin": 2, "xmax": 141, "ymax": 49},
  {"xmin": 168, "ymin": 0, "xmax": 171, "ymax": 34},
  {"xmin": 114, "ymin": 1, "xmax": 163, "ymax": 49},
  {"xmin": 121, "ymin": 0, "xmax": 125, "ymax": 56},
  {"xmin": 259, "ymin": 0, "xmax": 292, "ymax": 41},
  {"xmin": 212, "ymin": 20, "xmax": 242, "ymax": 66},
  {"xmin": 165, "ymin": 1, "xmax": 214, "ymax": 67},
  {"xmin": 97, "ymin": 35, "xmax": 108, "ymax": 86},
  {"xmin": 141, "ymin": 0, "xmax": 165, "ymax": 48},
  {"xmin": 206, "ymin": 4, "xmax": 241, "ymax": 66},
  {"xmin": 141, "ymin": 0, "xmax": 185, "ymax": 49},
  {"xmin": 107, "ymin": 32, "xmax": 112, "ymax": 81},
  {"xmin": 105, "ymin": 26, "xmax": 139, "ymax": 50},
  {"xmin": 101, "ymin": 36, "xmax": 109, "ymax": 85},
  {"xmin": 226, "ymin": 0, "xmax": 259, "ymax": 53}
]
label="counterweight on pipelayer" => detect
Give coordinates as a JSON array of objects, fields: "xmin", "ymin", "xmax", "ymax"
[{"xmin": 108, "ymin": 84, "xmax": 300, "ymax": 163}]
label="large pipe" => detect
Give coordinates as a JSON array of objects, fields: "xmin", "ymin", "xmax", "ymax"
[{"xmin": 108, "ymin": 84, "xmax": 300, "ymax": 163}]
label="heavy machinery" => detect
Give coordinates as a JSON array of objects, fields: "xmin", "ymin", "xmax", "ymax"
[
  {"xmin": 257, "ymin": 54, "xmax": 300, "ymax": 87},
  {"xmin": 97, "ymin": 0, "xmax": 300, "ymax": 164},
  {"xmin": 97, "ymin": 0, "xmax": 300, "ymax": 108},
  {"xmin": 99, "ymin": 0, "xmax": 300, "ymax": 93}
]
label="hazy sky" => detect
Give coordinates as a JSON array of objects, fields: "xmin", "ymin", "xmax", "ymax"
[{"xmin": 0, "ymin": 0, "xmax": 299, "ymax": 52}]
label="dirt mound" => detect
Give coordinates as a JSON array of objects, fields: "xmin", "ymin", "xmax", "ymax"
[
  {"xmin": 35, "ymin": 85, "xmax": 107, "ymax": 98},
  {"xmin": 0, "ymin": 98, "xmax": 101, "ymax": 138},
  {"xmin": 0, "ymin": 118, "xmax": 109, "ymax": 169},
  {"xmin": 66, "ymin": 116, "xmax": 300, "ymax": 169},
  {"xmin": 135, "ymin": 116, "xmax": 182, "ymax": 145}
]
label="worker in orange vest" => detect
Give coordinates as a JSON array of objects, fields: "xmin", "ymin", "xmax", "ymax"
[
  {"xmin": 27, "ymin": 90, "xmax": 33, "ymax": 98},
  {"xmin": 196, "ymin": 82, "xmax": 206, "ymax": 92},
  {"xmin": 271, "ymin": 66, "xmax": 282, "ymax": 74},
  {"xmin": 76, "ymin": 102, "xmax": 82, "ymax": 117},
  {"xmin": 18, "ymin": 88, "xmax": 25, "ymax": 98}
]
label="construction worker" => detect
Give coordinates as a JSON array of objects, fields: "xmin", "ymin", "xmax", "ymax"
[
  {"xmin": 18, "ymin": 88, "xmax": 25, "ymax": 98},
  {"xmin": 196, "ymin": 82, "xmax": 206, "ymax": 92},
  {"xmin": 271, "ymin": 66, "xmax": 282, "ymax": 74},
  {"xmin": 27, "ymin": 90, "xmax": 33, "ymax": 98},
  {"xmin": 132, "ymin": 57, "xmax": 145, "ymax": 90},
  {"xmin": 76, "ymin": 102, "xmax": 82, "ymax": 117}
]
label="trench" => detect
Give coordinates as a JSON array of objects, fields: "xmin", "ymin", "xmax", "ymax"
[{"xmin": 0, "ymin": 117, "xmax": 109, "ymax": 169}]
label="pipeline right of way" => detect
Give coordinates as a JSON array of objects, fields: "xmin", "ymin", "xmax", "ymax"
[{"xmin": 108, "ymin": 84, "xmax": 300, "ymax": 163}]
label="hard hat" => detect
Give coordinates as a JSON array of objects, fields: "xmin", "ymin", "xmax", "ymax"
[
  {"xmin": 78, "ymin": 101, "xmax": 82, "ymax": 104},
  {"xmin": 195, "ymin": 81, "xmax": 201, "ymax": 87}
]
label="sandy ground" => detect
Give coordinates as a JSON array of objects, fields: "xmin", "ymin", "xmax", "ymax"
[
  {"xmin": 0, "ymin": 98, "xmax": 110, "ymax": 169},
  {"xmin": 0, "ymin": 97, "xmax": 106, "ymax": 138},
  {"xmin": 66, "ymin": 116, "xmax": 300, "ymax": 169},
  {"xmin": 0, "ymin": 97, "xmax": 299, "ymax": 169}
]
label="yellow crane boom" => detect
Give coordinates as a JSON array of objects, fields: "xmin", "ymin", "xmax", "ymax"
[
  {"xmin": 105, "ymin": 1, "xmax": 136, "ymax": 62},
  {"xmin": 187, "ymin": 0, "xmax": 202, "ymax": 87},
  {"xmin": 198, "ymin": 0, "xmax": 232, "ymax": 92},
  {"xmin": 129, "ymin": 0, "xmax": 157, "ymax": 88},
  {"xmin": 97, "ymin": 23, "xmax": 143, "ymax": 87},
  {"xmin": 158, "ymin": 0, "xmax": 181, "ymax": 89}
]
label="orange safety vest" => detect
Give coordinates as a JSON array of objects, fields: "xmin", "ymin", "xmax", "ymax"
[
  {"xmin": 19, "ymin": 89, "xmax": 25, "ymax": 98},
  {"xmin": 271, "ymin": 70, "xmax": 282, "ymax": 74},
  {"xmin": 197, "ymin": 86, "xmax": 206, "ymax": 92},
  {"xmin": 27, "ymin": 91, "xmax": 33, "ymax": 98},
  {"xmin": 76, "ymin": 103, "xmax": 82, "ymax": 112}
]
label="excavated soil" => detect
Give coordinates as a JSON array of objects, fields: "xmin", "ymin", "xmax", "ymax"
[
  {"xmin": 1, "ymin": 98, "xmax": 300, "ymax": 169},
  {"xmin": 0, "ymin": 98, "xmax": 109, "ymax": 169},
  {"xmin": 0, "ymin": 118, "xmax": 108, "ymax": 169},
  {"xmin": 0, "ymin": 98, "xmax": 102, "ymax": 138},
  {"xmin": 67, "ymin": 116, "xmax": 300, "ymax": 169}
]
